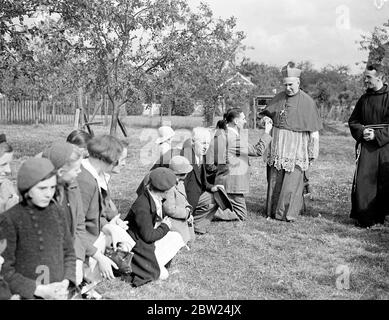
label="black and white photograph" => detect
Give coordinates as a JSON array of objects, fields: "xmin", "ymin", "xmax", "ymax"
[{"xmin": 0, "ymin": 0, "xmax": 388, "ymax": 308}]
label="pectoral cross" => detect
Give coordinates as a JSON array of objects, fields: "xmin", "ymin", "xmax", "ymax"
[{"xmin": 279, "ymin": 101, "xmax": 288, "ymax": 123}]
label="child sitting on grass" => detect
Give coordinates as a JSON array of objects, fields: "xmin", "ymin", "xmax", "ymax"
[
  {"xmin": 42, "ymin": 141, "xmax": 86, "ymax": 286},
  {"xmin": 77, "ymin": 135, "xmax": 134, "ymax": 289},
  {"xmin": 0, "ymin": 158, "xmax": 76, "ymax": 299},
  {"xmin": 124, "ymin": 167, "xmax": 185, "ymax": 287}
]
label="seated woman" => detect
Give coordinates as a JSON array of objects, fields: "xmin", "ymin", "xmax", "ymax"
[
  {"xmin": 137, "ymin": 156, "xmax": 195, "ymax": 246},
  {"xmin": 124, "ymin": 167, "xmax": 185, "ymax": 287},
  {"xmin": 0, "ymin": 158, "xmax": 76, "ymax": 299},
  {"xmin": 0, "ymin": 134, "xmax": 19, "ymax": 214},
  {"xmin": 163, "ymin": 156, "xmax": 195, "ymax": 246},
  {"xmin": 42, "ymin": 141, "xmax": 86, "ymax": 286},
  {"xmin": 76, "ymin": 135, "xmax": 134, "ymax": 285}
]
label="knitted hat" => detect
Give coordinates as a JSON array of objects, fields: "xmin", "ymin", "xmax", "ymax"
[
  {"xmin": 149, "ymin": 167, "xmax": 176, "ymax": 191},
  {"xmin": 169, "ymin": 156, "xmax": 193, "ymax": 174},
  {"xmin": 17, "ymin": 158, "xmax": 55, "ymax": 194},
  {"xmin": 42, "ymin": 142, "xmax": 74, "ymax": 169}
]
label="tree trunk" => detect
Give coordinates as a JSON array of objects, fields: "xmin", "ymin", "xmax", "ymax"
[
  {"xmin": 109, "ymin": 98, "xmax": 118, "ymax": 135},
  {"xmin": 168, "ymin": 100, "xmax": 172, "ymax": 117},
  {"xmin": 320, "ymin": 103, "xmax": 325, "ymax": 119},
  {"xmin": 203, "ymin": 103, "xmax": 215, "ymax": 127}
]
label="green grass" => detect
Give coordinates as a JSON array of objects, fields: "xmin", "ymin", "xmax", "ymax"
[{"xmin": 1, "ymin": 119, "xmax": 388, "ymax": 300}]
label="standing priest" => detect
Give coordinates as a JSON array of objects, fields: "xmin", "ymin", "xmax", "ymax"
[
  {"xmin": 261, "ymin": 61, "xmax": 322, "ymax": 222},
  {"xmin": 349, "ymin": 63, "xmax": 389, "ymax": 228}
]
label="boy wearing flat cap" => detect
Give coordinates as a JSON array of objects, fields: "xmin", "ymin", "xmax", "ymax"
[{"xmin": 124, "ymin": 167, "xmax": 185, "ymax": 287}]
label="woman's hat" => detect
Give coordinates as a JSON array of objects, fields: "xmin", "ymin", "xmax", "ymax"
[
  {"xmin": 17, "ymin": 158, "xmax": 55, "ymax": 193},
  {"xmin": 149, "ymin": 167, "xmax": 176, "ymax": 191},
  {"xmin": 169, "ymin": 156, "xmax": 193, "ymax": 175},
  {"xmin": 155, "ymin": 126, "xmax": 175, "ymax": 144}
]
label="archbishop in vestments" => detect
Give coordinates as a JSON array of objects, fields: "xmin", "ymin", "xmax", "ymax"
[{"xmin": 261, "ymin": 61, "xmax": 322, "ymax": 222}]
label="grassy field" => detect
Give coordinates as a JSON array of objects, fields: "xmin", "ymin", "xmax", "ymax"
[{"xmin": 1, "ymin": 117, "xmax": 388, "ymax": 300}]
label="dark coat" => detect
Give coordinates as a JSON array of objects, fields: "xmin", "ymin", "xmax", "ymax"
[
  {"xmin": 124, "ymin": 190, "xmax": 169, "ymax": 287},
  {"xmin": 349, "ymin": 84, "xmax": 389, "ymax": 226},
  {"xmin": 56, "ymin": 181, "xmax": 87, "ymax": 261},
  {"xmin": 0, "ymin": 202, "xmax": 76, "ymax": 299},
  {"xmin": 180, "ymin": 139, "xmax": 215, "ymax": 209},
  {"xmin": 76, "ymin": 166, "xmax": 117, "ymax": 258}
]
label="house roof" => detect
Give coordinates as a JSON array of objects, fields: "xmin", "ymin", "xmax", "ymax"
[{"xmin": 223, "ymin": 72, "xmax": 255, "ymax": 87}]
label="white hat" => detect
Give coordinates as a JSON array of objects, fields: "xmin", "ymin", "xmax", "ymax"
[
  {"xmin": 155, "ymin": 126, "xmax": 175, "ymax": 144},
  {"xmin": 169, "ymin": 156, "xmax": 193, "ymax": 174}
]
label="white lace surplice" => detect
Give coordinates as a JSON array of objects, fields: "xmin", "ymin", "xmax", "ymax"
[{"xmin": 264, "ymin": 127, "xmax": 319, "ymax": 172}]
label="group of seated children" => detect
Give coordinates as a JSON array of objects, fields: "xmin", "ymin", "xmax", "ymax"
[{"xmin": 0, "ymin": 130, "xmax": 193, "ymax": 299}]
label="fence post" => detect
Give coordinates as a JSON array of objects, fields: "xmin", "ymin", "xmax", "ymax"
[
  {"xmin": 253, "ymin": 97, "xmax": 257, "ymax": 129},
  {"xmin": 74, "ymin": 108, "xmax": 80, "ymax": 129},
  {"xmin": 78, "ymin": 87, "xmax": 84, "ymax": 128},
  {"xmin": 52, "ymin": 101, "xmax": 56, "ymax": 124}
]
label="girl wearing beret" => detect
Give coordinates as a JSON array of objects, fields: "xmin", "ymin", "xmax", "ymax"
[
  {"xmin": 0, "ymin": 158, "xmax": 76, "ymax": 299},
  {"xmin": 0, "ymin": 135, "xmax": 19, "ymax": 214},
  {"xmin": 124, "ymin": 167, "xmax": 185, "ymax": 287}
]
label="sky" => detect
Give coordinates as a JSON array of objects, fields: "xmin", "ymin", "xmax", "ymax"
[{"xmin": 187, "ymin": 0, "xmax": 389, "ymax": 74}]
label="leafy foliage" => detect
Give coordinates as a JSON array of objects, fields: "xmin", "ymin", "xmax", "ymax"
[
  {"xmin": 125, "ymin": 103, "xmax": 144, "ymax": 116},
  {"xmin": 359, "ymin": 19, "xmax": 389, "ymax": 77},
  {"xmin": 1, "ymin": 0, "xmax": 246, "ymax": 131}
]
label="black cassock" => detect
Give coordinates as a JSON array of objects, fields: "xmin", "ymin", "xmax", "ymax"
[{"xmin": 348, "ymin": 84, "xmax": 389, "ymax": 227}]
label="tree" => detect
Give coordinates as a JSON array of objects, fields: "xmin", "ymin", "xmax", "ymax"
[
  {"xmin": 238, "ymin": 59, "xmax": 282, "ymax": 94},
  {"xmin": 2, "ymin": 1, "xmax": 240, "ymax": 133},
  {"xmin": 53, "ymin": 0, "xmax": 204, "ymax": 134},
  {"xmin": 180, "ymin": 7, "xmax": 245, "ymax": 126},
  {"xmin": 146, "ymin": 4, "xmax": 245, "ymax": 126},
  {"xmin": 359, "ymin": 19, "xmax": 389, "ymax": 76}
]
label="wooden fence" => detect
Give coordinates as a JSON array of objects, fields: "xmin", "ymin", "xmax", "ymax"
[{"xmin": 0, "ymin": 99, "xmax": 75, "ymax": 124}]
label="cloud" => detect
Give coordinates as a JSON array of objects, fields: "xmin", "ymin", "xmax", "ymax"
[{"xmin": 187, "ymin": 0, "xmax": 389, "ymax": 73}]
